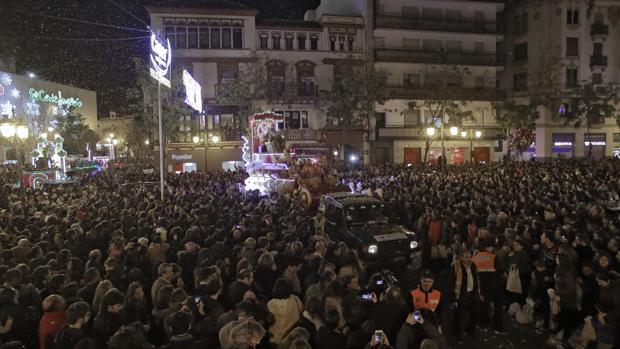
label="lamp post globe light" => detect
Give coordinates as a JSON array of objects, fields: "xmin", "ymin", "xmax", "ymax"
[
  {"xmin": 449, "ymin": 126, "xmax": 459, "ymax": 136},
  {"xmin": 0, "ymin": 115, "xmax": 29, "ymax": 204},
  {"xmin": 426, "ymin": 127, "xmax": 435, "ymax": 137}
]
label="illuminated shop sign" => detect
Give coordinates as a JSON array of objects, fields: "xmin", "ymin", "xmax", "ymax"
[
  {"xmin": 182, "ymin": 70, "xmax": 202, "ymax": 112},
  {"xmin": 553, "ymin": 142, "xmax": 573, "ymax": 146},
  {"xmin": 584, "ymin": 141, "xmax": 606, "ymax": 146},
  {"xmin": 28, "ymin": 88, "xmax": 83, "ymax": 108},
  {"xmin": 171, "ymin": 154, "xmax": 192, "ymax": 160},
  {"xmin": 149, "ymin": 33, "xmax": 172, "ymax": 87}
]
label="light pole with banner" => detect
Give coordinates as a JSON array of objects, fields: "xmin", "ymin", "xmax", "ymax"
[{"xmin": 149, "ymin": 30, "xmax": 172, "ymax": 201}]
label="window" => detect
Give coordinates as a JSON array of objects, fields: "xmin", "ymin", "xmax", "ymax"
[
  {"xmin": 259, "ymin": 33, "xmax": 268, "ymax": 49},
  {"xmin": 272, "ymin": 34, "xmax": 281, "ymax": 49},
  {"xmin": 267, "ymin": 60, "xmax": 285, "ymax": 96},
  {"xmin": 475, "ymin": 76, "xmax": 485, "ymax": 89},
  {"xmin": 310, "ymin": 35, "xmax": 318, "ymax": 50},
  {"xmin": 404, "ymin": 73, "xmax": 420, "ymax": 88},
  {"xmin": 285, "ymin": 34, "xmax": 294, "ymax": 49},
  {"xmin": 474, "ymin": 42, "xmax": 485, "ymax": 52},
  {"xmin": 188, "ymin": 27, "xmax": 198, "ymax": 48},
  {"xmin": 210, "ymin": 28, "xmax": 221, "ymax": 48},
  {"xmin": 404, "ymin": 109, "xmax": 420, "ymax": 126},
  {"xmin": 232, "ymin": 28, "xmax": 243, "ymax": 48},
  {"xmin": 199, "ymin": 27, "xmax": 209, "ymax": 48},
  {"xmin": 347, "ymin": 36, "xmax": 354, "ymax": 51},
  {"xmin": 445, "ymin": 10, "xmax": 462, "ymax": 21},
  {"xmin": 284, "ymin": 111, "xmax": 309, "ymax": 129},
  {"xmin": 422, "ymin": 8, "xmax": 442, "ymax": 19},
  {"xmin": 219, "ymin": 63, "xmax": 237, "ymax": 84},
  {"xmin": 447, "ymin": 74, "xmax": 463, "ymax": 88},
  {"xmin": 422, "ymin": 39, "xmax": 443, "ymax": 52},
  {"xmin": 296, "ymin": 61, "xmax": 315, "ymax": 96},
  {"xmin": 445, "ymin": 41, "xmax": 462, "ymax": 53},
  {"xmin": 566, "ymin": 37, "xmax": 578, "ymax": 57},
  {"xmin": 176, "ymin": 27, "xmax": 187, "ymax": 48},
  {"xmin": 339, "ymin": 36, "xmax": 345, "ymax": 51},
  {"xmin": 298, "ymin": 34, "xmax": 306, "ymax": 50},
  {"xmin": 164, "ymin": 26, "xmax": 176, "ymax": 47},
  {"xmin": 222, "ymin": 28, "xmax": 232, "ymax": 48},
  {"xmin": 514, "ymin": 42, "xmax": 528, "ymax": 62},
  {"xmin": 403, "ymin": 38, "xmax": 419, "ymax": 49},
  {"xmin": 513, "ymin": 72, "xmax": 528, "ymax": 91},
  {"xmin": 402, "ymin": 6, "xmax": 419, "ymax": 17},
  {"xmin": 330, "ymin": 36, "xmax": 336, "ymax": 51},
  {"xmin": 593, "ymin": 42, "xmax": 603, "ymax": 56},
  {"xmin": 566, "ymin": 68, "xmax": 578, "ymax": 87},
  {"xmin": 593, "ymin": 73, "xmax": 602, "ymax": 84},
  {"xmin": 567, "ymin": 9, "xmax": 579, "ymax": 24},
  {"xmin": 514, "ymin": 12, "xmax": 528, "ymax": 34}
]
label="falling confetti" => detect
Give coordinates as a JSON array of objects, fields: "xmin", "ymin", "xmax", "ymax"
[
  {"xmin": 0, "ymin": 73, "xmax": 12, "ymax": 86},
  {"xmin": 10, "ymin": 89, "xmax": 20, "ymax": 99}
]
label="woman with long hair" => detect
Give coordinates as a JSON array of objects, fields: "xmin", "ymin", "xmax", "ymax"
[
  {"xmin": 91, "ymin": 280, "xmax": 113, "ymax": 315},
  {"xmin": 122, "ymin": 282, "xmax": 149, "ymax": 328}
]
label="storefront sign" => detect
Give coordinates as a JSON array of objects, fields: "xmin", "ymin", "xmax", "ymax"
[
  {"xmin": 149, "ymin": 33, "xmax": 171, "ymax": 87},
  {"xmin": 28, "ymin": 88, "xmax": 83, "ymax": 108},
  {"xmin": 182, "ymin": 70, "xmax": 202, "ymax": 112},
  {"xmin": 171, "ymin": 154, "xmax": 192, "ymax": 161},
  {"xmin": 584, "ymin": 141, "xmax": 606, "ymax": 146},
  {"xmin": 553, "ymin": 142, "xmax": 573, "ymax": 146}
]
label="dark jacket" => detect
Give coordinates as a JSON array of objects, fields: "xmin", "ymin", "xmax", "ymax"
[
  {"xmin": 163, "ymin": 333, "xmax": 205, "ymax": 349},
  {"xmin": 54, "ymin": 326, "xmax": 89, "ymax": 349},
  {"xmin": 396, "ymin": 321, "xmax": 447, "ymax": 349},
  {"xmin": 316, "ymin": 327, "xmax": 346, "ymax": 349},
  {"xmin": 92, "ymin": 311, "xmax": 122, "ymax": 348}
]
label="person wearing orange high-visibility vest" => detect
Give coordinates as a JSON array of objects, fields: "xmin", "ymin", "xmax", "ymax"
[
  {"xmin": 472, "ymin": 239, "xmax": 506, "ymax": 335},
  {"xmin": 410, "ymin": 270, "xmax": 443, "ymax": 330}
]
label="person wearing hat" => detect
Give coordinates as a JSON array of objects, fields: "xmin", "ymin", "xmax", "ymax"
[
  {"xmin": 410, "ymin": 270, "xmax": 442, "ymax": 329},
  {"xmin": 472, "ymin": 239, "xmax": 505, "ymax": 334}
]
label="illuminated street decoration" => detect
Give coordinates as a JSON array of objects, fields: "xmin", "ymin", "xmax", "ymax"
[
  {"xmin": 182, "ymin": 70, "xmax": 202, "ymax": 112},
  {"xmin": 149, "ymin": 33, "xmax": 172, "ymax": 87},
  {"xmin": 242, "ymin": 136, "xmax": 251, "ymax": 166},
  {"xmin": 29, "ymin": 88, "xmax": 83, "ymax": 108},
  {"xmin": 10, "ymin": 89, "xmax": 20, "ymax": 99},
  {"xmin": 25, "ymin": 102, "xmax": 40, "ymax": 116},
  {"xmin": 0, "ymin": 73, "xmax": 12, "ymax": 86},
  {"xmin": 1, "ymin": 100, "xmax": 14, "ymax": 116}
]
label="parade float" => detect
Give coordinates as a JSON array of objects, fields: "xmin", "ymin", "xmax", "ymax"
[{"xmin": 243, "ymin": 111, "xmax": 347, "ymax": 210}]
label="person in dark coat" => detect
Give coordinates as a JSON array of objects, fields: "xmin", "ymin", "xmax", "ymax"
[
  {"xmin": 316, "ymin": 309, "xmax": 346, "ymax": 349},
  {"xmin": 450, "ymin": 249, "xmax": 481, "ymax": 342},
  {"xmin": 54, "ymin": 302, "xmax": 91, "ymax": 349},
  {"xmin": 92, "ymin": 289, "xmax": 124, "ymax": 349},
  {"xmin": 163, "ymin": 311, "xmax": 203, "ymax": 349}
]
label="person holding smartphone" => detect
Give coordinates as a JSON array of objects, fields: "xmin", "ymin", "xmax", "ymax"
[
  {"xmin": 395, "ymin": 311, "xmax": 447, "ymax": 349},
  {"xmin": 410, "ymin": 270, "xmax": 443, "ymax": 330}
]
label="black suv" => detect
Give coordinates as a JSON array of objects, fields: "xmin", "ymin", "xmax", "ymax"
[{"xmin": 320, "ymin": 192, "xmax": 419, "ymax": 265}]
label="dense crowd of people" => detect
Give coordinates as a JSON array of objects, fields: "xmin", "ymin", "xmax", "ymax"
[{"xmin": 0, "ymin": 159, "xmax": 619, "ymax": 349}]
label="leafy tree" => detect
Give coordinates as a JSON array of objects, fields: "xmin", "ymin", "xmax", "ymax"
[
  {"xmin": 562, "ymin": 83, "xmax": 618, "ymax": 158},
  {"xmin": 319, "ymin": 64, "xmax": 388, "ymax": 161},
  {"xmin": 402, "ymin": 65, "xmax": 474, "ymax": 164},
  {"xmin": 56, "ymin": 109, "xmax": 100, "ymax": 156},
  {"xmin": 492, "ymin": 101, "xmax": 540, "ymax": 159}
]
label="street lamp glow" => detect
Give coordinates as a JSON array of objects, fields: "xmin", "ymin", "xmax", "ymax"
[
  {"xmin": 192, "ymin": 136, "xmax": 200, "ymax": 143},
  {"xmin": 449, "ymin": 126, "xmax": 459, "ymax": 136},
  {"xmin": 16, "ymin": 125, "xmax": 28, "ymax": 140},
  {"xmin": 333, "ymin": 150, "xmax": 339, "ymax": 156},
  {"xmin": 212, "ymin": 135, "xmax": 220, "ymax": 143},
  {"xmin": 112, "ymin": 139, "xmax": 118, "ymax": 145},
  {"xmin": 28, "ymin": 72, "xmax": 36, "ymax": 78},
  {"xmin": 426, "ymin": 127, "xmax": 435, "ymax": 137},
  {"xmin": 461, "ymin": 130, "xmax": 467, "ymax": 138},
  {"xmin": 350, "ymin": 154, "xmax": 358, "ymax": 163},
  {"xmin": 145, "ymin": 139, "xmax": 150, "ymax": 145},
  {"xmin": 109, "ymin": 133, "xmax": 114, "ymax": 138},
  {"xmin": 0, "ymin": 118, "xmax": 16, "ymax": 138},
  {"xmin": 475, "ymin": 130, "xmax": 482, "ymax": 138}
]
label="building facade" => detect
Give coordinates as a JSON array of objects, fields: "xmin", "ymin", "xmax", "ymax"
[
  {"xmin": 502, "ymin": 0, "xmax": 620, "ymax": 159},
  {"xmin": 147, "ymin": 4, "xmax": 365, "ymax": 172}
]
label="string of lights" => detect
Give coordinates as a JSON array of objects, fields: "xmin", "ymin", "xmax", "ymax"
[
  {"xmin": 18, "ymin": 11, "xmax": 150, "ymax": 33},
  {"xmin": 107, "ymin": 0, "xmax": 150, "ymax": 29}
]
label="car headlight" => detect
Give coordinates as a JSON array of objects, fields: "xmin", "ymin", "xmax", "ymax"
[
  {"xmin": 410, "ymin": 240, "xmax": 418, "ymax": 249},
  {"xmin": 368, "ymin": 244, "xmax": 378, "ymax": 254},
  {"xmin": 404, "ymin": 230, "xmax": 415, "ymax": 236}
]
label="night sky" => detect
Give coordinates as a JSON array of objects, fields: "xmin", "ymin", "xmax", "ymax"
[{"xmin": 2, "ymin": 0, "xmax": 320, "ymax": 116}]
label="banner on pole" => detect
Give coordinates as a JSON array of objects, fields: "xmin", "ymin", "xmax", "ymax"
[{"xmin": 150, "ymin": 33, "xmax": 171, "ymax": 87}]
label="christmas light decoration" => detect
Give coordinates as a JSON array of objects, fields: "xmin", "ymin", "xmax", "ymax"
[
  {"xmin": 28, "ymin": 88, "xmax": 83, "ymax": 108},
  {"xmin": 25, "ymin": 102, "xmax": 40, "ymax": 116},
  {"xmin": 10, "ymin": 89, "xmax": 20, "ymax": 99},
  {"xmin": 1, "ymin": 100, "xmax": 14, "ymax": 116},
  {"xmin": 0, "ymin": 73, "xmax": 12, "ymax": 86}
]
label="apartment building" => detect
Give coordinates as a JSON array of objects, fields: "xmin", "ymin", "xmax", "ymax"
[
  {"xmin": 147, "ymin": 4, "xmax": 364, "ymax": 171},
  {"xmin": 502, "ymin": 0, "xmax": 620, "ymax": 159}
]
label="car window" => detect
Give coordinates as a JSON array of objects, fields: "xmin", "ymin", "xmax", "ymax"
[
  {"xmin": 345, "ymin": 204, "xmax": 389, "ymax": 225},
  {"xmin": 325, "ymin": 204, "xmax": 343, "ymax": 225}
]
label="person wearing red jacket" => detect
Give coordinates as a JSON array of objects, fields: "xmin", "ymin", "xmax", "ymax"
[{"xmin": 38, "ymin": 295, "xmax": 67, "ymax": 349}]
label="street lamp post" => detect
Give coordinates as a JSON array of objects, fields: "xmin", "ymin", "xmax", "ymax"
[
  {"xmin": 0, "ymin": 115, "xmax": 29, "ymax": 207},
  {"xmin": 461, "ymin": 129, "xmax": 482, "ymax": 163}
]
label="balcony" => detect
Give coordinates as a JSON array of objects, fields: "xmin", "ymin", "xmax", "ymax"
[
  {"xmin": 590, "ymin": 55, "xmax": 608, "ymax": 67},
  {"xmin": 385, "ymin": 85, "xmax": 505, "ymax": 101},
  {"xmin": 281, "ymin": 128, "xmax": 319, "ymax": 142},
  {"xmin": 375, "ymin": 48, "xmax": 500, "ymax": 66},
  {"xmin": 375, "ymin": 15, "xmax": 498, "ymax": 35},
  {"xmin": 591, "ymin": 23, "xmax": 609, "ymax": 37},
  {"xmin": 379, "ymin": 126, "xmax": 502, "ymax": 139}
]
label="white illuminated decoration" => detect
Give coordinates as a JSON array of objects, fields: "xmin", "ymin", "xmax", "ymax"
[
  {"xmin": 182, "ymin": 70, "xmax": 202, "ymax": 112},
  {"xmin": 554, "ymin": 142, "xmax": 573, "ymax": 146},
  {"xmin": 25, "ymin": 102, "xmax": 40, "ymax": 116},
  {"xmin": 149, "ymin": 33, "xmax": 172, "ymax": 87},
  {"xmin": 1, "ymin": 100, "xmax": 14, "ymax": 116},
  {"xmin": 0, "ymin": 73, "xmax": 12, "ymax": 86},
  {"xmin": 10, "ymin": 89, "xmax": 20, "ymax": 99},
  {"xmin": 585, "ymin": 141, "xmax": 606, "ymax": 146}
]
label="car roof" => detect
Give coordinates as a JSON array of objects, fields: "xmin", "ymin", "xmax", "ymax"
[{"xmin": 323, "ymin": 192, "xmax": 383, "ymax": 207}]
